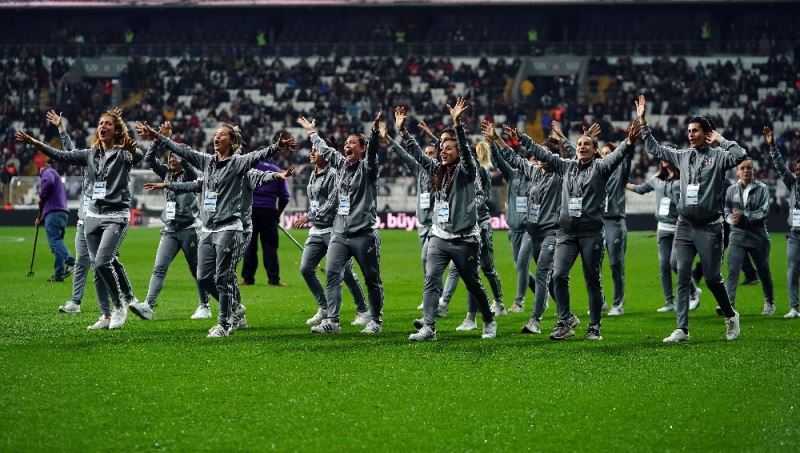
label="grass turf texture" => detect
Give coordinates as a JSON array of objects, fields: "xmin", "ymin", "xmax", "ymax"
[{"xmin": 0, "ymin": 226, "xmax": 798, "ymax": 451}]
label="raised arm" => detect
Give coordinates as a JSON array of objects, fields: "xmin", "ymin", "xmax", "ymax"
[
  {"xmin": 597, "ymin": 120, "xmax": 639, "ymax": 177},
  {"xmin": 135, "ymin": 121, "xmax": 208, "ymax": 169},
  {"xmin": 626, "ymin": 177, "xmax": 655, "ymax": 195},
  {"xmin": 168, "ymin": 180, "xmax": 203, "ymax": 194},
  {"xmin": 764, "ymin": 126, "xmax": 796, "ymax": 187},
  {"xmin": 395, "ymin": 106, "xmax": 438, "ymax": 175},
  {"xmin": 15, "ymin": 130, "xmax": 90, "ymax": 166},
  {"xmin": 491, "ymin": 144, "xmax": 515, "ymax": 182},
  {"xmin": 519, "ymin": 133, "xmax": 569, "ymax": 175},
  {"xmin": 707, "ymin": 130, "xmax": 747, "ymax": 170},
  {"xmin": 366, "ymin": 110, "xmax": 382, "ymax": 177},
  {"xmin": 144, "ymin": 141, "xmax": 168, "ymax": 179}
]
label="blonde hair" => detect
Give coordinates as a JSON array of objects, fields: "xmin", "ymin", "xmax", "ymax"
[
  {"xmin": 91, "ymin": 109, "xmax": 131, "ymax": 148},
  {"xmin": 475, "ymin": 141, "xmax": 492, "ymax": 169},
  {"xmin": 222, "ymin": 123, "xmax": 244, "ymax": 155}
]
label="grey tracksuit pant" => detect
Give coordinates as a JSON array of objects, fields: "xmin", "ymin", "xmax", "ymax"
[
  {"xmin": 197, "ymin": 229, "xmax": 242, "ymax": 329},
  {"xmin": 145, "ymin": 227, "xmax": 208, "ymax": 308},
  {"xmin": 674, "ymin": 219, "xmax": 735, "ymax": 331},
  {"xmin": 508, "ymin": 228, "xmax": 536, "ymax": 305},
  {"xmin": 324, "ymin": 230, "xmax": 384, "ymax": 324},
  {"xmin": 301, "ymin": 232, "xmax": 367, "ymax": 312},
  {"xmin": 84, "ymin": 217, "xmax": 130, "ymax": 316},
  {"xmin": 419, "ymin": 226, "xmax": 432, "ymax": 278},
  {"xmin": 69, "ymin": 222, "xmax": 92, "ymax": 304},
  {"xmin": 657, "ymin": 230, "xmax": 697, "ymax": 306},
  {"xmin": 552, "ymin": 231, "xmax": 605, "ymax": 326},
  {"xmin": 603, "ymin": 218, "xmax": 627, "ymax": 308},
  {"xmin": 423, "ymin": 235, "xmax": 494, "ymax": 327},
  {"xmin": 788, "ymin": 233, "xmax": 800, "ymax": 309},
  {"xmin": 726, "ymin": 242, "xmax": 774, "ymax": 308},
  {"xmin": 442, "ymin": 222, "xmax": 503, "ymax": 309},
  {"xmin": 229, "ymin": 230, "xmax": 250, "ymax": 314},
  {"xmin": 530, "ymin": 228, "xmax": 557, "ymax": 321}
]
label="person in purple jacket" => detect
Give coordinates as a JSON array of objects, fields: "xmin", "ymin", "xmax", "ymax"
[
  {"xmin": 241, "ymin": 135, "xmax": 291, "ymax": 286},
  {"xmin": 37, "ymin": 160, "xmax": 75, "ymax": 282}
]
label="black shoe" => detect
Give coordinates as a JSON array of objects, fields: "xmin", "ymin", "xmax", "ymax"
[
  {"xmin": 715, "ymin": 306, "xmax": 724, "ymax": 316},
  {"xmin": 742, "ymin": 276, "xmax": 759, "ymax": 285},
  {"xmin": 62, "ymin": 264, "xmax": 74, "ymax": 279},
  {"xmin": 412, "ymin": 318, "xmax": 424, "ymax": 330},
  {"xmin": 549, "ymin": 320, "xmax": 575, "ymax": 340}
]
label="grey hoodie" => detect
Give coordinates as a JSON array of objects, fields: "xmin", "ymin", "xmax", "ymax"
[
  {"xmin": 402, "ymin": 124, "xmax": 478, "ymax": 235},
  {"xmin": 310, "ymin": 130, "xmax": 380, "ymax": 235},
  {"xmin": 160, "ymin": 136, "xmax": 277, "ymax": 230},
  {"xmin": 522, "ymin": 134, "xmax": 631, "ymax": 236},
  {"xmin": 642, "ymin": 126, "xmax": 747, "ymax": 225}
]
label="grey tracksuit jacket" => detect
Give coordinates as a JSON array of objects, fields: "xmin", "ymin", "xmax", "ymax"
[
  {"xmin": 725, "ymin": 180, "xmax": 771, "ymax": 247},
  {"xmin": 642, "ymin": 126, "xmax": 747, "ymax": 224},
  {"xmin": 388, "ymin": 138, "xmax": 434, "ymax": 229},
  {"xmin": 630, "ymin": 176, "xmax": 680, "ymax": 226},
  {"xmin": 769, "ymin": 146, "xmax": 800, "ymax": 235},
  {"xmin": 311, "ymin": 130, "xmax": 379, "ymax": 235},
  {"xmin": 306, "ymin": 165, "xmax": 339, "ymax": 229},
  {"xmin": 491, "ymin": 146, "xmax": 531, "ymax": 230},
  {"xmin": 144, "ymin": 141, "xmax": 201, "ymax": 230},
  {"xmin": 604, "ymin": 146, "xmax": 634, "ymax": 219},
  {"xmin": 522, "ymin": 134, "xmax": 631, "ymax": 236},
  {"xmin": 159, "ymin": 136, "xmax": 277, "ymax": 229}
]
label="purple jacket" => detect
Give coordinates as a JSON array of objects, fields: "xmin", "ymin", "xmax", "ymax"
[
  {"xmin": 252, "ymin": 159, "xmax": 290, "ymax": 211},
  {"xmin": 39, "ymin": 165, "xmax": 69, "ymax": 218}
]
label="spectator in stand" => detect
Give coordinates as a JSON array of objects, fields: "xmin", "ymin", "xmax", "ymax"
[
  {"xmin": 241, "ymin": 134, "xmax": 291, "ymax": 287},
  {"xmin": 38, "ymin": 159, "xmax": 75, "ymax": 282}
]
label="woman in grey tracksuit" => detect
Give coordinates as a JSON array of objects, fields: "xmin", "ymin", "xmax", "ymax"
[
  {"xmin": 45, "ymin": 111, "xmax": 137, "ymax": 315},
  {"xmin": 136, "ymin": 121, "xmax": 295, "ymax": 337},
  {"xmin": 491, "ymin": 142, "xmax": 535, "ymax": 313},
  {"xmin": 395, "ymin": 100, "xmax": 496, "ymax": 341},
  {"xmin": 296, "ymin": 112, "xmax": 385, "ymax": 335},
  {"xmin": 523, "ymin": 121, "xmax": 639, "ymax": 341},
  {"xmin": 723, "ymin": 158, "xmax": 775, "ymax": 314},
  {"xmin": 128, "ymin": 131, "xmax": 208, "ymax": 322},
  {"xmin": 440, "ymin": 141, "xmax": 505, "ymax": 327},
  {"xmin": 293, "ymin": 137, "xmax": 368, "ymax": 327},
  {"xmin": 765, "ymin": 126, "xmax": 800, "ymax": 318},
  {"xmin": 627, "ymin": 161, "xmax": 700, "ymax": 313},
  {"xmin": 637, "ymin": 95, "xmax": 746, "ymax": 342},
  {"xmin": 484, "ymin": 123, "xmax": 562, "ymax": 335},
  {"xmin": 17, "ymin": 110, "xmax": 141, "ymax": 331}
]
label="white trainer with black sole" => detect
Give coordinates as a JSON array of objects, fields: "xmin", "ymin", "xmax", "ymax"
[
  {"xmin": 409, "ymin": 325, "xmax": 436, "ymax": 341},
  {"xmin": 311, "ymin": 319, "xmax": 341, "ymax": 334},
  {"xmin": 490, "ymin": 301, "xmax": 508, "ymax": 317},
  {"xmin": 207, "ymin": 324, "xmax": 231, "ymax": 338},
  {"xmin": 584, "ymin": 325, "xmax": 602, "ymax": 340},
  {"xmin": 663, "ymin": 329, "xmax": 690, "ymax": 343},
  {"xmin": 306, "ymin": 308, "xmax": 326, "ymax": 326},
  {"xmin": 190, "ymin": 305, "xmax": 212, "ymax": 320},
  {"xmin": 59, "ymin": 300, "xmax": 81, "ymax": 313},
  {"xmin": 361, "ymin": 320, "xmax": 382, "ymax": 334},
  {"xmin": 521, "ymin": 318, "xmax": 541, "ymax": 334}
]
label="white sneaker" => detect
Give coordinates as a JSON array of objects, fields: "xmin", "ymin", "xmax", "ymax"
[
  {"xmin": 306, "ymin": 308, "xmax": 326, "ymax": 325},
  {"xmin": 416, "ymin": 302, "xmax": 424, "ymax": 310},
  {"xmin": 455, "ymin": 317, "xmax": 477, "ymax": 331},
  {"xmin": 361, "ymin": 320, "xmax": 382, "ymax": 334},
  {"xmin": 521, "ymin": 318, "xmax": 541, "ymax": 334},
  {"xmin": 351, "ymin": 311, "xmax": 371, "ymax": 326},
  {"xmin": 311, "ymin": 319, "xmax": 341, "ymax": 334},
  {"xmin": 657, "ymin": 304, "xmax": 675, "ymax": 313},
  {"xmin": 231, "ymin": 304, "xmax": 247, "ymax": 331},
  {"xmin": 509, "ymin": 301, "xmax": 524, "ymax": 313},
  {"xmin": 123, "ymin": 296, "xmax": 139, "ymax": 309},
  {"xmin": 109, "ymin": 306, "xmax": 127, "ymax": 329},
  {"xmin": 87, "ymin": 316, "xmax": 110, "ymax": 330},
  {"xmin": 784, "ymin": 307, "xmax": 800, "ymax": 319},
  {"xmin": 725, "ymin": 311, "xmax": 740, "ymax": 341},
  {"xmin": 607, "ymin": 305, "xmax": 624, "ymax": 316},
  {"xmin": 481, "ymin": 320, "xmax": 497, "ymax": 339},
  {"xmin": 761, "ymin": 303, "xmax": 776, "ymax": 316},
  {"xmin": 689, "ymin": 288, "xmax": 702, "ymax": 310},
  {"xmin": 191, "ymin": 305, "xmax": 212, "ymax": 320},
  {"xmin": 409, "ymin": 324, "xmax": 436, "ymax": 341},
  {"xmin": 129, "ymin": 302, "xmax": 153, "ymax": 321},
  {"xmin": 490, "ymin": 301, "xmax": 508, "ymax": 317},
  {"xmin": 207, "ymin": 324, "xmax": 231, "ymax": 338},
  {"xmin": 663, "ymin": 329, "xmax": 690, "ymax": 343},
  {"xmin": 59, "ymin": 300, "xmax": 81, "ymax": 313},
  {"xmin": 435, "ymin": 303, "xmax": 449, "ymax": 318}
]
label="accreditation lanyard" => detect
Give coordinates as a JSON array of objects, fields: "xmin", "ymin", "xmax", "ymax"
[
  {"xmin": 338, "ymin": 165, "xmax": 358, "ymax": 216},
  {"xmin": 92, "ymin": 148, "xmax": 114, "ymax": 200},
  {"xmin": 204, "ymin": 158, "xmax": 226, "ymax": 212},
  {"xmin": 567, "ymin": 162, "xmax": 592, "ymax": 217}
]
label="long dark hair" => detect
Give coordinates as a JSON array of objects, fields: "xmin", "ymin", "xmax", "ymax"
[
  {"xmin": 433, "ymin": 137, "xmax": 458, "ymax": 192},
  {"xmin": 655, "ymin": 160, "xmax": 679, "ymax": 180}
]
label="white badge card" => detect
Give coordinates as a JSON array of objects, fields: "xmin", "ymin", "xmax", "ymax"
[
  {"xmin": 310, "ymin": 200, "xmax": 319, "ymax": 215},
  {"xmin": 659, "ymin": 197, "xmax": 671, "ymax": 216},
  {"xmin": 82, "ymin": 195, "xmax": 91, "ymax": 214},
  {"xmin": 165, "ymin": 201, "xmax": 176, "ymax": 220},
  {"xmin": 686, "ymin": 184, "xmax": 700, "ymax": 206},
  {"xmin": 338, "ymin": 194, "xmax": 351, "ymax": 215},
  {"xmin": 515, "ymin": 196, "xmax": 527, "ymax": 213},
  {"xmin": 92, "ymin": 181, "xmax": 107, "ymax": 200},
  {"xmin": 529, "ymin": 204, "xmax": 541, "ymax": 223},
  {"xmin": 203, "ymin": 191, "xmax": 218, "ymax": 212},
  {"xmin": 437, "ymin": 201, "xmax": 450, "ymax": 223},
  {"xmin": 568, "ymin": 197, "xmax": 583, "ymax": 217},
  {"xmin": 420, "ymin": 192, "xmax": 431, "ymax": 210},
  {"xmin": 792, "ymin": 209, "xmax": 800, "ymax": 228}
]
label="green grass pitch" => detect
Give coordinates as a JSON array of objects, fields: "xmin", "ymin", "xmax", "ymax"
[{"xmin": 0, "ymin": 226, "xmax": 798, "ymax": 451}]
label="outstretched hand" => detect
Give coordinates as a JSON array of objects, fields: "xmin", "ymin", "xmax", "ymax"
[
  {"xmin": 276, "ymin": 132, "xmax": 298, "ymax": 151},
  {"xmin": 276, "ymin": 164, "xmax": 296, "ymax": 180},
  {"xmin": 15, "ymin": 130, "xmax": 36, "ymax": 145},
  {"xmin": 372, "ymin": 109, "xmax": 384, "ymax": 131},
  {"xmin": 480, "ymin": 120, "xmax": 497, "ymax": 141},
  {"xmin": 550, "ymin": 121, "xmax": 566, "ymax": 141},
  {"xmin": 293, "ymin": 215, "xmax": 310, "ymax": 229},
  {"xmin": 46, "ymin": 110, "xmax": 64, "ymax": 129},
  {"xmin": 394, "ymin": 106, "xmax": 407, "ymax": 132},
  {"xmin": 627, "ymin": 119, "xmax": 642, "ymax": 145},
  {"xmin": 501, "ymin": 123, "xmax": 520, "ymax": 142},
  {"xmin": 158, "ymin": 121, "xmax": 172, "ymax": 138},
  {"xmin": 135, "ymin": 122, "xmax": 159, "ymax": 141},
  {"xmin": 763, "ymin": 126, "xmax": 775, "ymax": 146},
  {"xmin": 418, "ymin": 120, "xmax": 435, "ymax": 140},
  {"xmin": 447, "ymin": 97, "xmax": 469, "ymax": 123},
  {"xmin": 583, "ymin": 122, "xmax": 601, "ymax": 139},
  {"xmin": 635, "ymin": 95, "xmax": 646, "ymax": 121},
  {"xmin": 296, "ymin": 117, "xmax": 316, "ymax": 135},
  {"xmin": 378, "ymin": 122, "xmax": 389, "ymax": 140},
  {"xmin": 143, "ymin": 182, "xmax": 167, "ymax": 191},
  {"xmin": 121, "ymin": 136, "xmax": 138, "ymax": 153}
]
